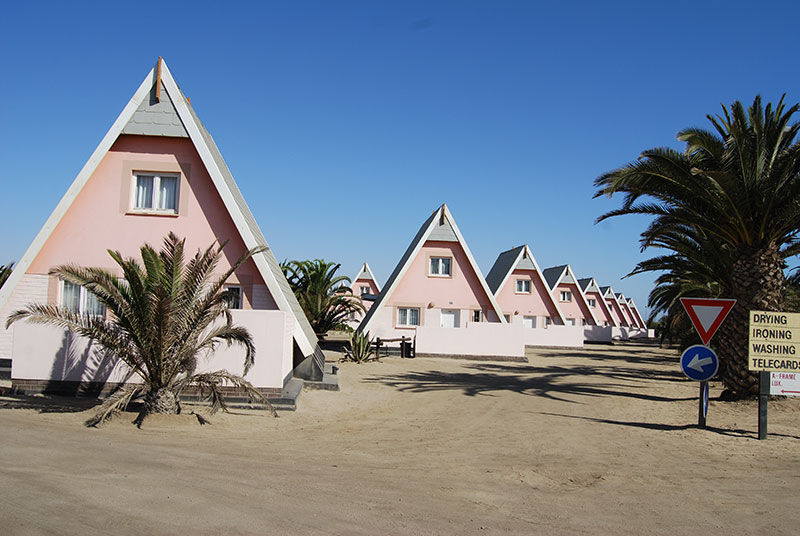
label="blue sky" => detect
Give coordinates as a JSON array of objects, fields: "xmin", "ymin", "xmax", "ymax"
[{"xmin": 2, "ymin": 1, "xmax": 799, "ymax": 319}]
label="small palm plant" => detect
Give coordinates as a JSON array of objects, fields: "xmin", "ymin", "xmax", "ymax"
[
  {"xmin": 7, "ymin": 233, "xmax": 276, "ymax": 426},
  {"xmin": 342, "ymin": 330, "xmax": 376, "ymax": 364}
]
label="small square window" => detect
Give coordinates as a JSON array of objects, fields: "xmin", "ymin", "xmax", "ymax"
[
  {"xmin": 515, "ymin": 279, "xmax": 531, "ymax": 293},
  {"xmin": 587, "ymin": 298, "xmax": 596, "ymax": 308},
  {"xmin": 397, "ymin": 307, "xmax": 420, "ymax": 327},
  {"xmin": 545, "ymin": 316, "xmax": 552, "ymax": 326},
  {"xmin": 472, "ymin": 310, "xmax": 483, "ymax": 322},
  {"xmin": 133, "ymin": 173, "xmax": 179, "ymax": 213},
  {"xmin": 360, "ymin": 286, "xmax": 370, "ymax": 296},
  {"xmin": 429, "ymin": 257, "xmax": 452, "ymax": 276},
  {"xmin": 560, "ymin": 290, "xmax": 572, "ymax": 302},
  {"xmin": 503, "ymin": 314, "xmax": 511, "ymax": 322},
  {"xmin": 224, "ymin": 286, "xmax": 242, "ymax": 309}
]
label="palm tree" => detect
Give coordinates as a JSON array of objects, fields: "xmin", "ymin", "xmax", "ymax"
[
  {"xmin": 7, "ymin": 233, "xmax": 275, "ymax": 425},
  {"xmin": 281, "ymin": 259, "xmax": 365, "ymax": 334},
  {"xmin": 595, "ymin": 96, "xmax": 800, "ymax": 398},
  {"xmin": 0, "ymin": 263, "xmax": 13, "ymax": 288}
]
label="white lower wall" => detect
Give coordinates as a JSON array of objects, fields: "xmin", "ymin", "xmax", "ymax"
[
  {"xmin": 0, "ymin": 274, "xmax": 49, "ymax": 359},
  {"xmin": 524, "ymin": 324, "xmax": 584, "ymax": 348},
  {"xmin": 415, "ymin": 322, "xmax": 525, "ymax": 359},
  {"xmin": 583, "ymin": 325, "xmax": 613, "ymax": 343},
  {"xmin": 10, "ymin": 309, "xmax": 293, "ymax": 390}
]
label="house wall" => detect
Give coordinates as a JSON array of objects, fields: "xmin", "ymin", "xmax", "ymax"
[
  {"xmin": 348, "ymin": 277, "xmax": 381, "ymax": 328},
  {"xmin": 584, "ymin": 325, "xmax": 612, "ymax": 343},
  {"xmin": 620, "ymin": 303, "xmax": 637, "ymax": 328},
  {"xmin": 364, "ymin": 240, "xmax": 500, "ymax": 341},
  {"xmin": 415, "ymin": 322, "xmax": 525, "ymax": 359},
  {"xmin": 607, "ymin": 299, "xmax": 628, "ymax": 327},
  {"xmin": 10, "ymin": 309, "xmax": 293, "ymax": 391},
  {"xmin": 525, "ymin": 324, "xmax": 584, "ymax": 347},
  {"xmin": 586, "ymin": 291, "xmax": 614, "ymax": 327},
  {"xmin": 0, "ymin": 274, "xmax": 49, "ymax": 359},
  {"xmin": 26, "ymin": 135, "xmax": 275, "ymax": 311},
  {"xmin": 494, "ymin": 269, "xmax": 561, "ymax": 324},
  {"xmin": 554, "ymin": 283, "xmax": 594, "ymax": 326}
]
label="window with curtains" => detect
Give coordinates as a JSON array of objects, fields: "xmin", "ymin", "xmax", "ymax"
[
  {"xmin": 133, "ymin": 173, "xmax": 179, "ymax": 213},
  {"xmin": 397, "ymin": 307, "xmax": 420, "ymax": 327},
  {"xmin": 61, "ymin": 281, "xmax": 106, "ymax": 317},
  {"xmin": 429, "ymin": 256, "xmax": 452, "ymax": 277}
]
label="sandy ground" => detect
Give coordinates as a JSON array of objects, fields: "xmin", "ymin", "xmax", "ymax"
[{"xmin": 1, "ymin": 341, "xmax": 798, "ymax": 536}]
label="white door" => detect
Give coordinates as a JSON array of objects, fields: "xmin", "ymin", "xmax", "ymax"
[
  {"xmin": 522, "ymin": 315, "xmax": 535, "ymax": 329},
  {"xmin": 440, "ymin": 309, "xmax": 460, "ymax": 328}
]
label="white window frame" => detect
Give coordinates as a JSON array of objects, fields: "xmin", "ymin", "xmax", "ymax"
[
  {"xmin": 515, "ymin": 279, "xmax": 531, "ymax": 294},
  {"xmin": 397, "ymin": 307, "xmax": 421, "ymax": 327},
  {"xmin": 429, "ymin": 256, "xmax": 452, "ymax": 277},
  {"xmin": 472, "ymin": 310, "xmax": 483, "ymax": 323},
  {"xmin": 224, "ymin": 285, "xmax": 242, "ymax": 309},
  {"xmin": 587, "ymin": 298, "xmax": 596, "ymax": 308},
  {"xmin": 61, "ymin": 281, "xmax": 106, "ymax": 318},
  {"xmin": 359, "ymin": 286, "xmax": 370, "ymax": 296},
  {"xmin": 560, "ymin": 290, "xmax": 572, "ymax": 302},
  {"xmin": 131, "ymin": 172, "xmax": 180, "ymax": 214}
]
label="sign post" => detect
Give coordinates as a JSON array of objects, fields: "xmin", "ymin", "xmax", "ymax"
[
  {"xmin": 749, "ymin": 310, "xmax": 800, "ymax": 440},
  {"xmin": 679, "ymin": 298, "xmax": 736, "ymax": 428}
]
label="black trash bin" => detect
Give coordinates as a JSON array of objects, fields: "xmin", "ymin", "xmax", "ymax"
[{"xmin": 400, "ymin": 340, "xmax": 413, "ymax": 358}]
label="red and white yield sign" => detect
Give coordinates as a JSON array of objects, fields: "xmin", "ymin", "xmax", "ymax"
[{"xmin": 680, "ymin": 298, "xmax": 737, "ymax": 345}]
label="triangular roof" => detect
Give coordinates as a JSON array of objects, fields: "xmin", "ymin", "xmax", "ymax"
[
  {"xmin": 359, "ymin": 204, "xmax": 505, "ymax": 332},
  {"xmin": 542, "ymin": 265, "xmax": 599, "ymax": 325},
  {"xmin": 352, "ymin": 262, "xmax": 381, "ymax": 292},
  {"xmin": 578, "ymin": 277, "xmax": 617, "ymax": 327},
  {"xmin": 0, "ymin": 59, "xmax": 323, "ymax": 369},
  {"xmin": 542, "ymin": 265, "xmax": 569, "ymax": 290},
  {"xmin": 485, "ymin": 244, "xmax": 566, "ymax": 324}
]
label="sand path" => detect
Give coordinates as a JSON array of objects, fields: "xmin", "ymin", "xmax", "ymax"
[{"xmin": 1, "ymin": 341, "xmax": 798, "ymax": 535}]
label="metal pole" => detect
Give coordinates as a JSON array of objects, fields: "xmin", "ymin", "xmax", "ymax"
[
  {"xmin": 698, "ymin": 381, "xmax": 707, "ymax": 428},
  {"xmin": 758, "ymin": 370, "xmax": 769, "ymax": 440}
]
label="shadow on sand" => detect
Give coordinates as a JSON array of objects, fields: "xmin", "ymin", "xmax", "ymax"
[
  {"xmin": 365, "ymin": 361, "xmax": 694, "ymax": 405},
  {"xmin": 0, "ymin": 392, "xmax": 100, "ymax": 414}
]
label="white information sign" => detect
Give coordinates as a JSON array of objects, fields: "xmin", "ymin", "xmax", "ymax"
[{"xmin": 770, "ymin": 372, "xmax": 800, "ymax": 397}]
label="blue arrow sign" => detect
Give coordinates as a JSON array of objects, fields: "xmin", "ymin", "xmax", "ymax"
[{"xmin": 681, "ymin": 345, "xmax": 719, "ymax": 381}]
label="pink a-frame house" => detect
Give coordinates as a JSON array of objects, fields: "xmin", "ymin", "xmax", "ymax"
[
  {"xmin": 348, "ymin": 262, "xmax": 381, "ymax": 327},
  {"xmin": 577, "ymin": 277, "xmax": 617, "ymax": 328},
  {"xmin": 542, "ymin": 265, "xmax": 599, "ymax": 328},
  {"xmin": 485, "ymin": 245, "xmax": 565, "ymax": 328},
  {"xmin": 359, "ymin": 204, "xmax": 504, "ymax": 337},
  {"xmin": 601, "ymin": 286, "xmax": 629, "ymax": 327},
  {"xmin": 0, "ymin": 59, "xmax": 326, "ymax": 397}
]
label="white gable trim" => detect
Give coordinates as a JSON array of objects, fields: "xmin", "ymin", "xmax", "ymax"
[{"xmin": 360, "ymin": 204, "xmax": 506, "ymax": 333}]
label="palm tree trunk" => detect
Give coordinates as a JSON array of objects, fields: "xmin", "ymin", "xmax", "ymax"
[
  {"xmin": 716, "ymin": 245, "xmax": 784, "ymax": 399},
  {"xmin": 143, "ymin": 387, "xmax": 181, "ymax": 415}
]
